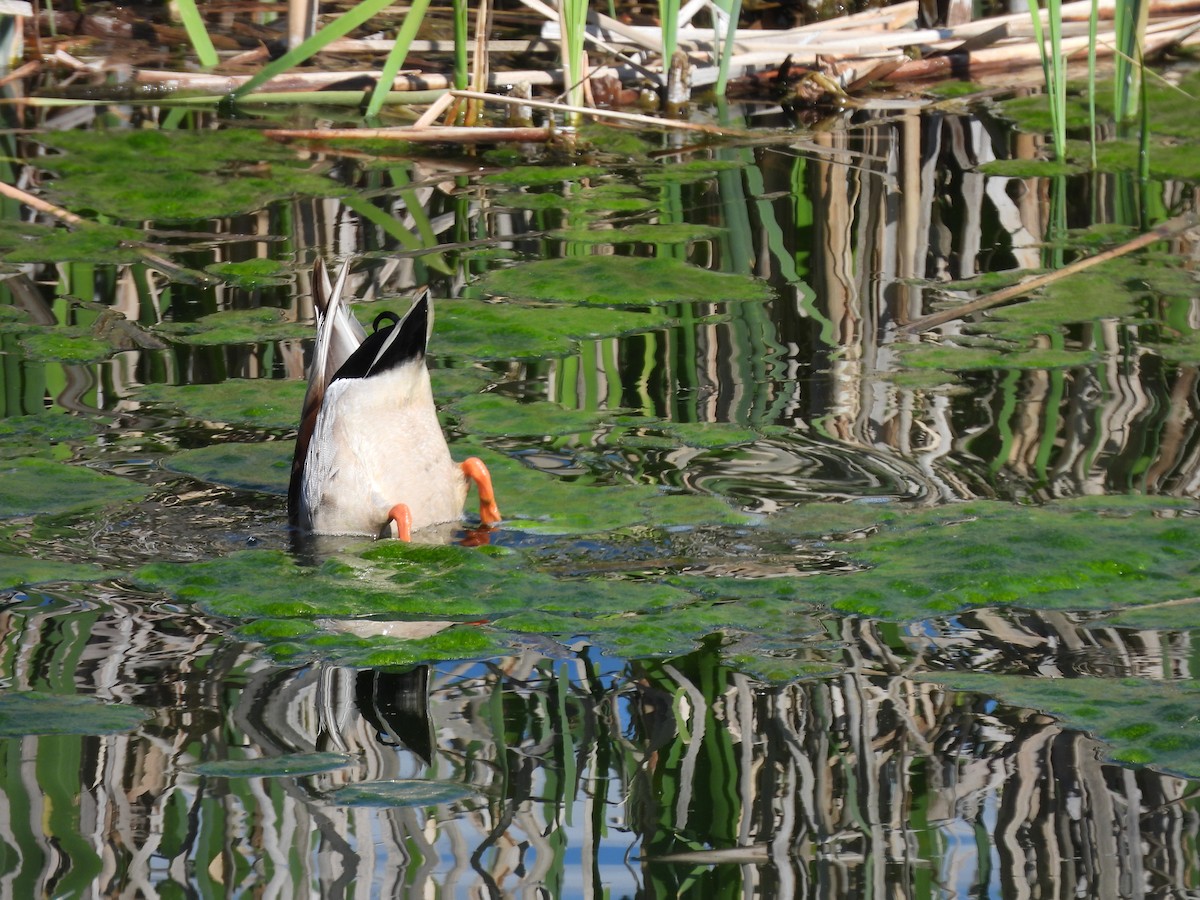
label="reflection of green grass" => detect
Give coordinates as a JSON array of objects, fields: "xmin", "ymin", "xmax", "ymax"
[
  {"xmin": 918, "ymin": 672, "xmax": 1200, "ymax": 777},
  {"xmin": 901, "ymin": 256, "xmax": 1195, "ymax": 376}
]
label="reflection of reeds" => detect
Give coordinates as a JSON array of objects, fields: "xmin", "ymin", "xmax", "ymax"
[{"xmin": 2, "ymin": 595, "xmax": 1198, "ymax": 896}]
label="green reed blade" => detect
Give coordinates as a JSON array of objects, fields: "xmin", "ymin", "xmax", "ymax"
[
  {"xmin": 174, "ymin": 0, "xmax": 219, "ymax": 68},
  {"xmin": 560, "ymin": 0, "xmax": 589, "ymax": 114},
  {"xmin": 366, "ymin": 0, "xmax": 433, "ymax": 119},
  {"xmin": 1048, "ymin": 0, "xmax": 1066, "ymax": 159},
  {"xmin": 234, "ymin": 0, "xmax": 396, "ymax": 99},
  {"xmin": 1114, "ymin": 0, "xmax": 1148, "ymax": 122},
  {"xmin": 1087, "ymin": 0, "xmax": 1098, "ymax": 169},
  {"xmin": 659, "ymin": 0, "xmax": 680, "ymax": 85},
  {"xmin": 1137, "ymin": 38, "xmax": 1150, "ymax": 186},
  {"xmin": 712, "ymin": 0, "xmax": 742, "ymax": 96},
  {"xmin": 453, "ymin": 0, "xmax": 469, "ymax": 91},
  {"xmin": 1025, "ymin": 0, "xmax": 1066, "ymax": 161}
]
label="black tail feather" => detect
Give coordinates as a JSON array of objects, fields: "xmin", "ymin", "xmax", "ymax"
[{"xmin": 332, "ymin": 291, "xmax": 430, "ymax": 382}]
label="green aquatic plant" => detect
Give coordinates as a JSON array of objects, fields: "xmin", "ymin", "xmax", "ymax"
[
  {"xmin": 549, "ymin": 223, "xmax": 726, "ymax": 245},
  {"xmin": 901, "ymin": 255, "xmax": 1196, "ymax": 376},
  {"xmin": 450, "ymin": 394, "xmax": 614, "ymax": 438},
  {"xmin": 0, "ymin": 692, "xmax": 148, "ymax": 737},
  {"xmin": 996, "ymin": 67, "xmax": 1200, "ymax": 179},
  {"xmin": 784, "ymin": 496, "xmax": 1200, "ymax": 618},
  {"xmin": 330, "ymin": 780, "xmax": 477, "ymax": 808},
  {"xmin": 0, "ymin": 221, "xmax": 144, "ymax": 265},
  {"xmin": 638, "ymin": 159, "xmax": 747, "ymax": 185},
  {"xmin": 165, "ymin": 443, "xmax": 293, "ymax": 495},
  {"xmin": 1112, "ymin": 0, "xmax": 1150, "ymax": 125},
  {"xmin": 137, "ymin": 380, "xmax": 307, "ymax": 430},
  {"xmin": 378, "ymin": 296, "xmax": 671, "ymax": 359},
  {"xmin": 659, "ymin": 0, "xmax": 681, "ymax": 99},
  {"xmin": 559, "ymin": 0, "xmax": 590, "ymax": 116},
  {"xmin": 365, "ymin": 0, "xmax": 433, "ymax": 119},
  {"xmin": 0, "ymin": 555, "xmax": 106, "ymax": 587},
  {"xmin": 205, "ymin": 258, "xmax": 291, "ymax": 288},
  {"xmin": 0, "ymin": 413, "xmax": 95, "ymax": 449},
  {"xmin": 38, "ymin": 130, "xmax": 343, "ymax": 223},
  {"xmin": 920, "ymin": 672, "xmax": 1200, "ymax": 777},
  {"xmin": 481, "ymin": 166, "xmax": 607, "ymax": 186},
  {"xmin": 477, "ymin": 256, "xmax": 771, "ymax": 305},
  {"xmin": 128, "ymin": 491, "xmax": 1200, "ymax": 671},
  {"xmin": 711, "ymin": 0, "xmax": 743, "ymax": 96},
  {"xmin": 0, "ymin": 457, "xmax": 149, "ymax": 518},
  {"xmin": 492, "ymin": 185, "xmax": 656, "ymax": 215},
  {"xmin": 16, "ymin": 330, "xmax": 115, "ymax": 364},
  {"xmin": 154, "ymin": 308, "xmax": 310, "ymax": 346},
  {"xmin": 188, "ymin": 752, "xmax": 355, "ymax": 778}
]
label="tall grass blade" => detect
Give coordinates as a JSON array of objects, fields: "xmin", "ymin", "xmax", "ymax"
[
  {"xmin": 711, "ymin": 0, "xmax": 742, "ymax": 96},
  {"xmin": 1086, "ymin": 0, "xmax": 1098, "ymax": 169},
  {"xmin": 453, "ymin": 0, "xmax": 469, "ymax": 91},
  {"xmin": 658, "ymin": 0, "xmax": 680, "ymax": 89},
  {"xmin": 234, "ymin": 0, "xmax": 396, "ymax": 99},
  {"xmin": 1137, "ymin": 39, "xmax": 1150, "ymax": 188},
  {"xmin": 1114, "ymin": 0, "xmax": 1149, "ymax": 122},
  {"xmin": 1025, "ymin": 0, "xmax": 1066, "ymax": 161},
  {"xmin": 1047, "ymin": 0, "xmax": 1066, "ymax": 160},
  {"xmin": 175, "ymin": 0, "xmax": 219, "ymax": 68},
  {"xmin": 560, "ymin": 0, "xmax": 589, "ymax": 115},
  {"xmin": 365, "ymin": 0, "xmax": 433, "ymax": 119}
]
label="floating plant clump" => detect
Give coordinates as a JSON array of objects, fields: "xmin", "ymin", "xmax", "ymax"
[
  {"xmin": 36, "ymin": 129, "xmax": 346, "ymax": 223},
  {"xmin": 128, "ymin": 493, "xmax": 1200, "ymax": 669},
  {"xmin": 477, "ymin": 256, "xmax": 772, "ymax": 305}
]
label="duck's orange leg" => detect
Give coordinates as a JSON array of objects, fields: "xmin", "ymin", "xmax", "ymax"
[
  {"xmin": 385, "ymin": 503, "xmax": 413, "ymax": 541},
  {"xmin": 461, "ymin": 457, "xmax": 501, "ymax": 526}
]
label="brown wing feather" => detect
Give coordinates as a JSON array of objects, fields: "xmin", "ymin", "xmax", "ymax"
[{"xmin": 288, "ymin": 259, "xmax": 334, "ymax": 525}]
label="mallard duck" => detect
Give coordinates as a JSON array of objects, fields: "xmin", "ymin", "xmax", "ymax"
[{"xmin": 288, "ymin": 260, "xmax": 500, "ymax": 540}]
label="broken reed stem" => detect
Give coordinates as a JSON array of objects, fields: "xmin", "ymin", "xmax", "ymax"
[
  {"xmin": 447, "ymin": 89, "xmax": 752, "ymax": 135},
  {"xmin": 0, "ymin": 179, "xmax": 86, "ymax": 226},
  {"xmin": 0, "ymin": 179, "xmax": 220, "ymax": 284},
  {"xmin": 264, "ymin": 125, "xmax": 558, "ymax": 143},
  {"xmin": 902, "ymin": 211, "xmax": 1200, "ymax": 334}
]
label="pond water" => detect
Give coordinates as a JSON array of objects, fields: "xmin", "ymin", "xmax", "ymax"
[{"xmin": 2, "ymin": 74, "xmax": 1200, "ymax": 898}]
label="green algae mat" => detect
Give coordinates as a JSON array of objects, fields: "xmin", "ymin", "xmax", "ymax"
[{"xmin": 2, "ymin": 116, "xmax": 1200, "ymax": 786}]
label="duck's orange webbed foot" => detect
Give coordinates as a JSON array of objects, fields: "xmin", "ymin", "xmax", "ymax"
[
  {"xmin": 384, "ymin": 503, "xmax": 413, "ymax": 541},
  {"xmin": 461, "ymin": 457, "xmax": 501, "ymax": 526}
]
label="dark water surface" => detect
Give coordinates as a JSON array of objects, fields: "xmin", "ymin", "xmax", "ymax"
[{"xmin": 1, "ymin": 86, "xmax": 1199, "ymax": 898}]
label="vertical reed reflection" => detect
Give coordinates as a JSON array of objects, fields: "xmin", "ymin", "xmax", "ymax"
[{"xmin": 0, "ymin": 591, "xmax": 1196, "ymax": 897}]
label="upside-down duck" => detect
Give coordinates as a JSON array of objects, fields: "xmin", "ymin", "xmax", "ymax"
[{"xmin": 288, "ymin": 260, "xmax": 500, "ymax": 540}]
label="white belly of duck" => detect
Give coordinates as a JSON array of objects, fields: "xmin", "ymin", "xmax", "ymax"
[{"xmin": 298, "ymin": 362, "xmax": 469, "ymax": 536}]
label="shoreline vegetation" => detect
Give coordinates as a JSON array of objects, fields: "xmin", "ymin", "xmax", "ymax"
[
  {"xmin": 11, "ymin": 0, "xmax": 1200, "ymax": 123},
  {"xmin": 3, "ymin": 0, "xmax": 1198, "ymax": 332}
]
